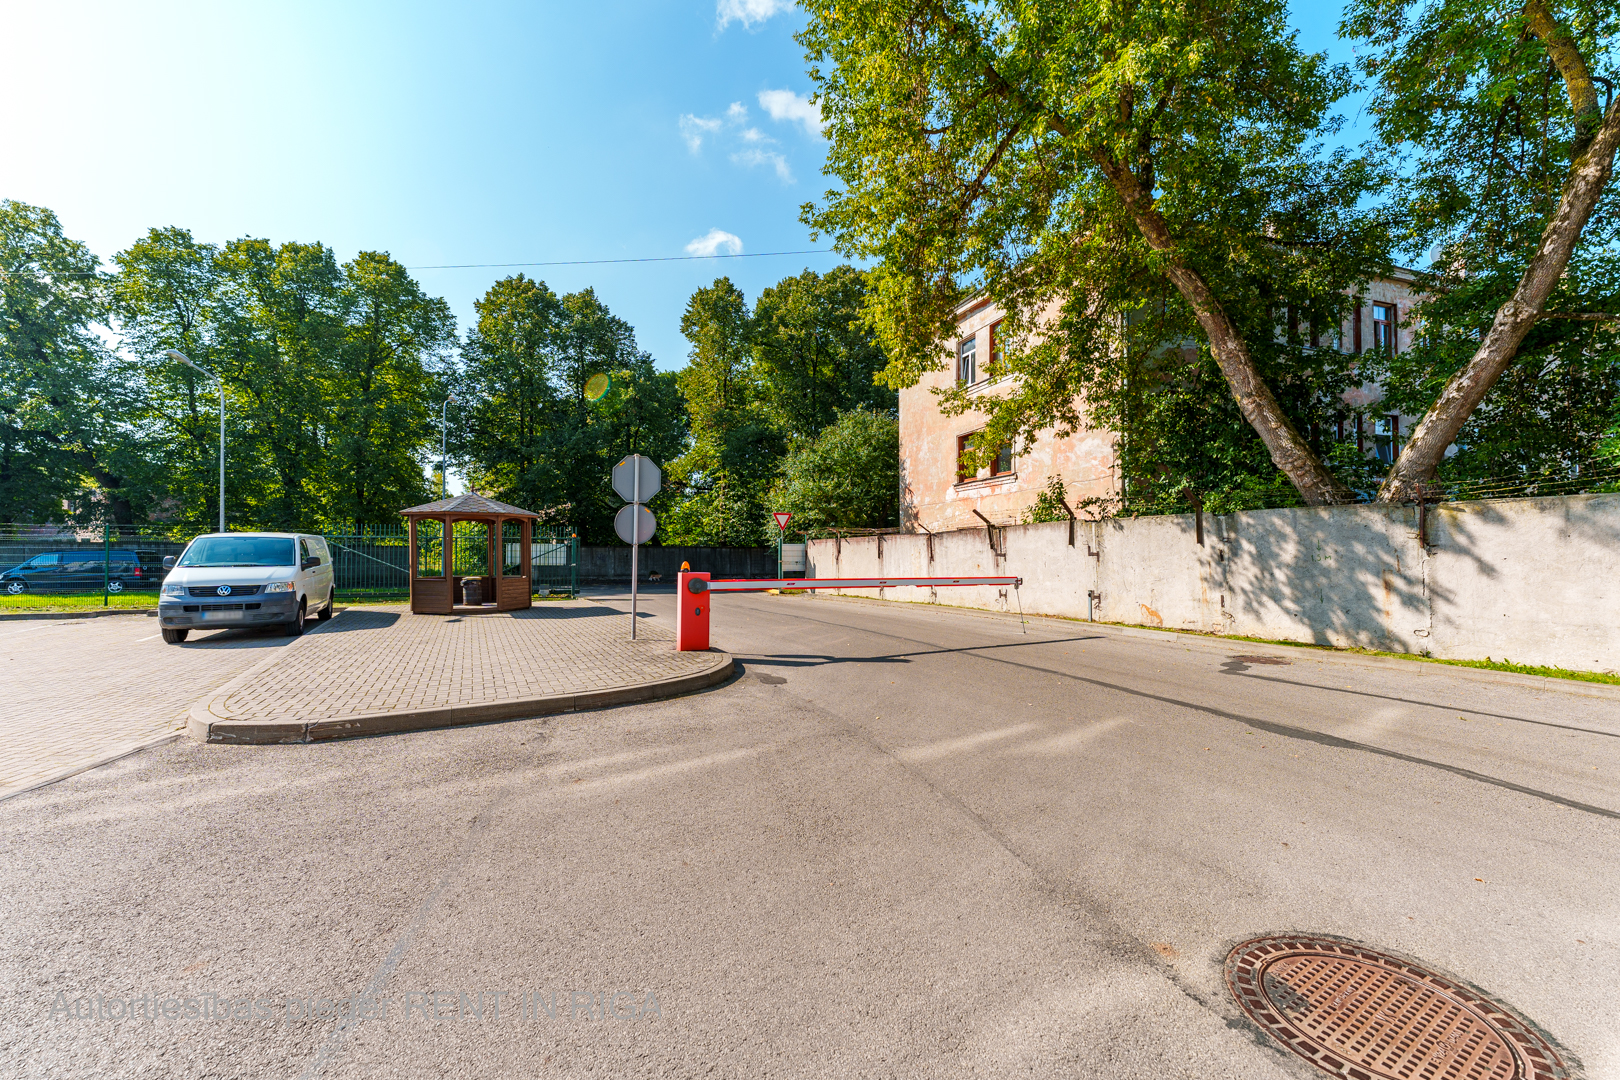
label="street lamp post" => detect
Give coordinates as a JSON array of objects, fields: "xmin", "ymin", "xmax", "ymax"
[
  {"xmin": 166, "ymin": 349, "xmax": 224, "ymax": 534},
  {"xmin": 440, "ymin": 393, "xmax": 455, "ymax": 498}
]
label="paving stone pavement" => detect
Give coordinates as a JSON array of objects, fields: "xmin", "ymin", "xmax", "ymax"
[
  {"xmin": 0, "ymin": 614, "xmax": 296, "ymax": 798},
  {"xmin": 211, "ymin": 601, "xmax": 722, "ymax": 724}
]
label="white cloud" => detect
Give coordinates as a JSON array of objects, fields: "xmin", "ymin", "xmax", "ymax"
[
  {"xmin": 685, "ymin": 229, "xmax": 744, "ymax": 257},
  {"xmin": 678, "ymin": 113, "xmax": 723, "ymax": 153},
  {"xmin": 726, "ymin": 101, "xmax": 748, "ymax": 123},
  {"xmin": 730, "ymin": 148, "xmax": 793, "ymax": 182},
  {"xmin": 716, "ymin": 0, "xmax": 793, "ymax": 31},
  {"xmin": 757, "ymin": 89, "xmax": 823, "ymax": 137}
]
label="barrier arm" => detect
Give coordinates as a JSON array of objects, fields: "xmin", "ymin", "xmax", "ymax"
[
  {"xmin": 703, "ymin": 576, "xmax": 1021, "ymax": 592},
  {"xmin": 675, "ymin": 572, "xmax": 1025, "ymax": 651}
]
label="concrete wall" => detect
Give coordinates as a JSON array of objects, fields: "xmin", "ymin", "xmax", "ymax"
[{"xmin": 805, "ymin": 494, "xmax": 1620, "ymax": 673}]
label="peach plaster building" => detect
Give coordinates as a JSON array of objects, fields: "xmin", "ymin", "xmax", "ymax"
[{"xmin": 899, "ymin": 271, "xmax": 1424, "ymax": 534}]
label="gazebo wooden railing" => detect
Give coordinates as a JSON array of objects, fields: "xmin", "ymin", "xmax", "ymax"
[{"xmin": 399, "ymin": 494, "xmax": 545, "ymax": 615}]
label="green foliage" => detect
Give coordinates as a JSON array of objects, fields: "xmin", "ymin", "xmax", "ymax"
[
  {"xmin": 663, "ymin": 269, "xmax": 895, "ymax": 546},
  {"xmin": 800, "ymin": 0, "xmax": 1395, "ymax": 504},
  {"xmin": 1021, "ymin": 475, "xmax": 1070, "ymax": 524},
  {"xmin": 752, "ymin": 265, "xmax": 896, "ymax": 440},
  {"xmin": 112, "ymin": 229, "xmax": 456, "ymax": 530},
  {"xmin": 771, "ymin": 409, "xmax": 899, "ymax": 534},
  {"xmin": 453, "ymin": 277, "xmax": 686, "ymax": 544},
  {"xmin": 0, "ymin": 200, "xmax": 130, "ymax": 523},
  {"xmin": 1344, "ymin": 0, "xmax": 1620, "ymax": 482},
  {"xmin": 663, "ymin": 278, "xmax": 783, "ymax": 546}
]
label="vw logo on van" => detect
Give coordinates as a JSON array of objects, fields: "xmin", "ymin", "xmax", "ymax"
[{"xmin": 216, "ymin": 585, "xmax": 232, "ymax": 596}]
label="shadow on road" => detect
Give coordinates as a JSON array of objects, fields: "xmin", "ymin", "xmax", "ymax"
[{"xmin": 741, "ymin": 636, "xmax": 1103, "ymax": 668}]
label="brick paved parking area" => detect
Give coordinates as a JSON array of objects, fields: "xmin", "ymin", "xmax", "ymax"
[
  {"xmin": 194, "ymin": 601, "xmax": 731, "ymax": 740},
  {"xmin": 0, "ymin": 615, "xmax": 295, "ymax": 799}
]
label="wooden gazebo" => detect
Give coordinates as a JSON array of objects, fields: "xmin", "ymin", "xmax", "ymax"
[{"xmin": 400, "ymin": 494, "xmax": 543, "ymax": 615}]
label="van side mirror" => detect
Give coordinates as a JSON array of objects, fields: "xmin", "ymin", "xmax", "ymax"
[
  {"xmin": 302, "ymin": 555, "xmax": 321, "ymax": 569},
  {"xmin": 162, "ymin": 556, "xmax": 176, "ymax": 570}
]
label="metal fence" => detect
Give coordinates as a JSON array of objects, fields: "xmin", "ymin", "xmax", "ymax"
[{"xmin": 0, "ymin": 523, "xmax": 577, "ymax": 602}]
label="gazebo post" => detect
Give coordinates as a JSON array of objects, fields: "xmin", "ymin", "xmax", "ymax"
[
  {"xmin": 522, "ymin": 518, "xmax": 532, "ymax": 608},
  {"xmin": 408, "ymin": 517, "xmax": 418, "ymax": 613},
  {"xmin": 488, "ymin": 516, "xmax": 499, "ymax": 608}
]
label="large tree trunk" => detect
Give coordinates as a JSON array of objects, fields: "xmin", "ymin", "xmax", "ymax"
[
  {"xmin": 1097, "ymin": 154, "xmax": 1354, "ymax": 505},
  {"xmin": 1378, "ymin": 95, "xmax": 1620, "ymax": 503}
]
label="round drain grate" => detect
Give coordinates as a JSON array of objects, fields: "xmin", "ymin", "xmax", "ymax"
[{"xmin": 1226, "ymin": 935, "xmax": 1572, "ymax": 1080}]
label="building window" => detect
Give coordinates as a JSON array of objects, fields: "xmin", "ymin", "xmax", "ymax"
[
  {"xmin": 956, "ymin": 433, "xmax": 1012, "ymax": 484},
  {"xmin": 1372, "ymin": 303, "xmax": 1398, "ymax": 354},
  {"xmin": 958, "ymin": 336, "xmax": 977, "ymax": 384},
  {"xmin": 1373, "ymin": 414, "xmax": 1400, "ymax": 463},
  {"xmin": 988, "ymin": 321, "xmax": 1004, "ymax": 379},
  {"xmin": 991, "ymin": 442, "xmax": 1013, "ymax": 476}
]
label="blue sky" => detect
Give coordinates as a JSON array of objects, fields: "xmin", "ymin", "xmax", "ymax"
[{"xmin": 1, "ymin": 1, "xmax": 1361, "ymax": 371}]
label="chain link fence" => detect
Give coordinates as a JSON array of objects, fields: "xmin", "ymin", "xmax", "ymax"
[{"xmin": 0, "ymin": 523, "xmax": 577, "ymax": 604}]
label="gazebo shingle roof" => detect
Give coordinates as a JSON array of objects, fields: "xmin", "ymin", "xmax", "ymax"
[{"xmin": 399, "ymin": 493, "xmax": 543, "ymax": 518}]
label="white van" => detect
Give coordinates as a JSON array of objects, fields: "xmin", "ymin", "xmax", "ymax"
[{"xmin": 157, "ymin": 532, "xmax": 336, "ymax": 644}]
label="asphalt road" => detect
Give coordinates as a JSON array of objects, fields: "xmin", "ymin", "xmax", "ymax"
[{"xmin": 2, "ymin": 588, "xmax": 1617, "ymax": 1079}]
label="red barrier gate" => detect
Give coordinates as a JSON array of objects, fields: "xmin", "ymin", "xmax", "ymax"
[{"xmin": 674, "ymin": 572, "xmax": 1022, "ymax": 651}]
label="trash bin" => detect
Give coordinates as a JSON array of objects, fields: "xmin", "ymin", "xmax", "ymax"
[{"xmin": 462, "ymin": 577, "xmax": 481, "ymax": 606}]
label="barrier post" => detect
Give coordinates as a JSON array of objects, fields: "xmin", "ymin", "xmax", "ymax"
[{"xmin": 676, "ymin": 570, "xmax": 710, "ymax": 651}]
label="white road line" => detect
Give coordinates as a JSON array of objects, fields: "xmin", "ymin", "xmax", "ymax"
[{"xmin": 136, "ymin": 634, "xmax": 159, "ymax": 642}]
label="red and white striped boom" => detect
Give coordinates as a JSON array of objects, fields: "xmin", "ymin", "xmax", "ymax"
[{"xmin": 702, "ymin": 576, "xmax": 1020, "ymax": 592}]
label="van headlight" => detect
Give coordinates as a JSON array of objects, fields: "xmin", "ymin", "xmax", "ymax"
[
  {"xmin": 161, "ymin": 583, "xmax": 188, "ymax": 597},
  {"xmin": 263, "ymin": 581, "xmax": 294, "ymax": 593}
]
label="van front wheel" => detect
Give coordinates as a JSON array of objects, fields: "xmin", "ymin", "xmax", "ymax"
[
  {"xmin": 284, "ymin": 600, "xmax": 306, "ymax": 637},
  {"xmin": 161, "ymin": 628, "xmax": 188, "ymax": 644}
]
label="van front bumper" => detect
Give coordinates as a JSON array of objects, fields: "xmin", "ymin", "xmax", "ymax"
[{"xmin": 158, "ymin": 593, "xmax": 299, "ymax": 628}]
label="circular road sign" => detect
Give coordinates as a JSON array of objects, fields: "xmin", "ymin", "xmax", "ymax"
[{"xmin": 614, "ymin": 504, "xmax": 656, "ymax": 545}]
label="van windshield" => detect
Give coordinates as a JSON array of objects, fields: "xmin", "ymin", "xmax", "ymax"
[{"xmin": 177, "ymin": 537, "xmax": 296, "ymax": 568}]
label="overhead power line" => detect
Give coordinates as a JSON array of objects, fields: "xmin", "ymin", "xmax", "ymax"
[
  {"xmin": 406, "ymin": 249, "xmax": 838, "ymax": 270},
  {"xmin": 4, "ymin": 248, "xmax": 842, "ymax": 279}
]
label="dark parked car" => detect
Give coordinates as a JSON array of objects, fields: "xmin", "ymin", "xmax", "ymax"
[{"xmin": 0, "ymin": 550, "xmax": 158, "ymax": 594}]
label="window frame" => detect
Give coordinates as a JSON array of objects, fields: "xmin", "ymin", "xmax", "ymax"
[
  {"xmin": 957, "ymin": 335, "xmax": 977, "ymax": 385},
  {"xmin": 987, "ymin": 320, "xmax": 1004, "ymax": 379},
  {"xmin": 1372, "ymin": 303, "xmax": 1398, "ymax": 355}
]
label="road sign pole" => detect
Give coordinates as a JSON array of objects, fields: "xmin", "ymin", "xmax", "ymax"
[{"xmin": 631, "ymin": 456, "xmax": 639, "ymax": 640}]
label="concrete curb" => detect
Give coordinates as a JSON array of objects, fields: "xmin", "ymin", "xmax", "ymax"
[
  {"xmin": 186, "ymin": 625, "xmax": 736, "ymax": 744},
  {"xmin": 0, "ymin": 607, "xmax": 157, "ymax": 621},
  {"xmin": 801, "ymin": 591, "xmax": 1620, "ymax": 702},
  {"xmin": 0, "ymin": 731, "xmax": 185, "ymax": 803}
]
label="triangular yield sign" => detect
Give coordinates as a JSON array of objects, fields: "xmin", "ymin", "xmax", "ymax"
[{"xmin": 772, "ymin": 512, "xmax": 793, "ymax": 529}]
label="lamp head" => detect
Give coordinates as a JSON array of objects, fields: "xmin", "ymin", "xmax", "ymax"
[{"xmin": 164, "ymin": 349, "xmax": 188, "ymax": 363}]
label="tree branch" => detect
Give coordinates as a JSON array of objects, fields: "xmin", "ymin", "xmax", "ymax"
[{"xmin": 1523, "ymin": 0, "xmax": 1602, "ymax": 152}]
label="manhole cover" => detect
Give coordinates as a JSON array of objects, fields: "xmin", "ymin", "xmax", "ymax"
[
  {"xmin": 1229, "ymin": 654, "xmax": 1291, "ymax": 665},
  {"xmin": 1226, "ymin": 936, "xmax": 1572, "ymax": 1080}
]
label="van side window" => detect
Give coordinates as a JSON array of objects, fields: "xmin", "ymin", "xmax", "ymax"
[{"xmin": 299, "ymin": 538, "xmax": 310, "ymax": 565}]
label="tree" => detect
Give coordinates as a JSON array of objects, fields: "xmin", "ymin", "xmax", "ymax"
[
  {"xmin": 799, "ymin": 0, "xmax": 1393, "ymax": 506},
  {"xmin": 664, "ymin": 278, "xmax": 783, "ymax": 545},
  {"xmin": 0, "ymin": 201, "xmax": 136, "ymax": 523},
  {"xmin": 1344, "ymin": 0, "xmax": 1620, "ymax": 499},
  {"xmin": 752, "ymin": 266, "xmax": 896, "ymax": 440},
  {"xmin": 454, "ymin": 278, "xmax": 685, "ymax": 543},
  {"xmin": 114, "ymin": 230, "xmax": 452, "ymax": 529},
  {"xmin": 771, "ymin": 409, "xmax": 900, "ymax": 533}
]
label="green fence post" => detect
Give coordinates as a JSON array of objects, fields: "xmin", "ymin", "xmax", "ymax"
[{"xmin": 103, "ymin": 521, "xmax": 110, "ymax": 607}]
